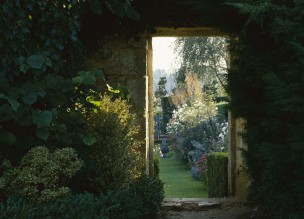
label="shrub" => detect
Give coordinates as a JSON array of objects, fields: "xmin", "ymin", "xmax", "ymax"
[
  {"xmin": 130, "ymin": 175, "xmax": 165, "ymax": 215},
  {"xmin": 207, "ymin": 152, "xmax": 228, "ymax": 198},
  {"xmin": 0, "ymin": 176, "xmax": 164, "ymax": 219},
  {"xmin": 84, "ymin": 95, "xmax": 144, "ymax": 193},
  {"xmin": 167, "ymin": 99, "xmax": 228, "ymax": 166},
  {"xmin": 0, "ymin": 194, "xmax": 101, "ymax": 219},
  {"xmin": 190, "ymin": 153, "xmax": 208, "ymax": 188},
  {"xmin": 153, "ymin": 155, "xmax": 160, "ymax": 178},
  {"xmin": 0, "ymin": 146, "xmax": 83, "ymax": 202}
]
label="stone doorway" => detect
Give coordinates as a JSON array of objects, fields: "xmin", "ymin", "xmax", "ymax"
[
  {"xmin": 84, "ymin": 27, "xmax": 249, "ymax": 200},
  {"xmin": 146, "ymin": 28, "xmax": 248, "ymax": 200}
]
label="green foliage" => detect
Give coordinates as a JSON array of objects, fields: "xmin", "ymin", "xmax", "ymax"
[
  {"xmin": 153, "ymin": 155, "xmax": 160, "ymax": 178},
  {"xmin": 207, "ymin": 152, "xmax": 228, "ymax": 198},
  {"xmin": 155, "ymin": 77, "xmax": 168, "ymax": 99},
  {"xmin": 0, "ymin": 0, "xmax": 107, "ymax": 163},
  {"xmin": 84, "ymin": 95, "xmax": 144, "ymax": 193},
  {"xmin": 160, "ymin": 97, "xmax": 176, "ymax": 134},
  {"xmin": 154, "ymin": 77, "xmax": 169, "ymax": 133},
  {"xmin": 0, "ymin": 194, "xmax": 103, "ymax": 219},
  {"xmin": 173, "ymin": 37, "xmax": 228, "ymax": 94},
  {"xmin": 130, "ymin": 175, "xmax": 165, "ymax": 215},
  {"xmin": 167, "ymin": 93, "xmax": 228, "ymax": 168},
  {"xmin": 0, "ymin": 193, "xmax": 130, "ymax": 219},
  {"xmin": 106, "ymin": 83, "xmax": 131, "ymax": 100},
  {"xmin": 0, "ymin": 146, "xmax": 83, "ymax": 202},
  {"xmin": 0, "ymin": 0, "xmax": 136, "ymax": 163},
  {"xmin": 0, "ymin": 176, "xmax": 164, "ymax": 219},
  {"xmin": 224, "ymin": 0, "xmax": 304, "ymax": 217}
]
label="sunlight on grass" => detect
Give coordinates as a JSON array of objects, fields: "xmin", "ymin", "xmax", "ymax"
[{"xmin": 159, "ymin": 156, "xmax": 208, "ymax": 198}]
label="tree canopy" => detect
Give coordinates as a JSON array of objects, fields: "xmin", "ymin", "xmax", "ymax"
[{"xmin": 174, "ymin": 37, "xmax": 228, "ymax": 91}]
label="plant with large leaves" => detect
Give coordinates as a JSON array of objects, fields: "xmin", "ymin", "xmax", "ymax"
[{"xmin": 0, "ymin": 0, "xmax": 137, "ymax": 164}]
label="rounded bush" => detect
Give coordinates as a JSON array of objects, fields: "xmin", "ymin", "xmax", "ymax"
[{"xmin": 85, "ymin": 95, "xmax": 144, "ymax": 193}]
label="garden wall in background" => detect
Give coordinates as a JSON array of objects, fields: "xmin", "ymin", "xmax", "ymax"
[{"xmin": 83, "ymin": 28, "xmax": 249, "ymax": 200}]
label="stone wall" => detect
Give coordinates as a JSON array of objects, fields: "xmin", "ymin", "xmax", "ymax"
[
  {"xmin": 234, "ymin": 118, "xmax": 249, "ymax": 200},
  {"xmin": 83, "ymin": 35, "xmax": 149, "ymax": 162},
  {"xmin": 228, "ymin": 114, "xmax": 249, "ymax": 200}
]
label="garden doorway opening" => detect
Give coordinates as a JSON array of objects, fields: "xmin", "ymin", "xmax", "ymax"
[{"xmin": 151, "ymin": 33, "xmax": 229, "ymax": 198}]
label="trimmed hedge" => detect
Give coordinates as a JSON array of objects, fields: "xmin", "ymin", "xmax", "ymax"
[{"xmin": 207, "ymin": 152, "xmax": 228, "ymax": 198}]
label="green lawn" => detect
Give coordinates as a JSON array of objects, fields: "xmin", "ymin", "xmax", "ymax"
[{"xmin": 159, "ymin": 156, "xmax": 208, "ymax": 198}]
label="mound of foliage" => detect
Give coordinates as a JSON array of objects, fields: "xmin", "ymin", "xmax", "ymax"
[
  {"xmin": 82, "ymin": 95, "xmax": 144, "ymax": 193},
  {"xmin": 0, "ymin": 175, "xmax": 164, "ymax": 219},
  {"xmin": 0, "ymin": 146, "xmax": 83, "ymax": 202}
]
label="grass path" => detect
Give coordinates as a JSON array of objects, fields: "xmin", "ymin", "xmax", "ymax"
[{"xmin": 159, "ymin": 156, "xmax": 208, "ymax": 198}]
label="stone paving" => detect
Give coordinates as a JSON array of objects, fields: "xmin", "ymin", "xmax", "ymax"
[{"xmin": 160, "ymin": 198, "xmax": 262, "ymax": 219}]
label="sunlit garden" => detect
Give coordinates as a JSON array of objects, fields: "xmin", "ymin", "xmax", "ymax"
[{"xmin": 153, "ymin": 37, "xmax": 229, "ymax": 199}]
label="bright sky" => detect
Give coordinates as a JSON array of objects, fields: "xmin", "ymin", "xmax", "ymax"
[{"xmin": 152, "ymin": 37, "xmax": 179, "ymax": 73}]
